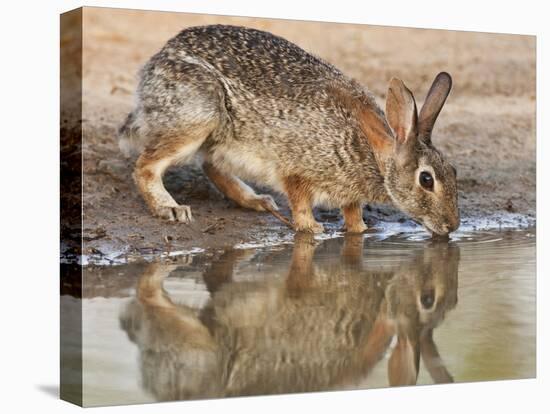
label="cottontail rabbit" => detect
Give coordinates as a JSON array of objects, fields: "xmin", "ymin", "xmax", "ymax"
[
  {"xmin": 119, "ymin": 25, "xmax": 459, "ymax": 235},
  {"xmin": 119, "ymin": 235, "xmax": 459, "ymax": 400},
  {"xmin": 384, "ymin": 241, "xmax": 459, "ymax": 385}
]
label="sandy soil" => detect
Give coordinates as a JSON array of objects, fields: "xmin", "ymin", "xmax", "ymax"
[{"xmin": 62, "ymin": 7, "xmax": 536, "ymax": 260}]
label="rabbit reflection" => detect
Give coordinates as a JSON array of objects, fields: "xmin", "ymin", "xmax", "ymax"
[{"xmin": 120, "ymin": 235, "xmax": 459, "ymax": 401}]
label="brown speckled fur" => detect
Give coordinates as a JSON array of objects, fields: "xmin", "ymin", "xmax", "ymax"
[{"xmin": 119, "ymin": 25, "xmax": 459, "ymax": 235}]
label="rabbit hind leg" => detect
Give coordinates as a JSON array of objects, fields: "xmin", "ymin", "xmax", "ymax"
[
  {"xmin": 132, "ymin": 263, "xmax": 217, "ymax": 351},
  {"xmin": 133, "ymin": 129, "xmax": 210, "ymax": 223},
  {"xmin": 137, "ymin": 263, "xmax": 180, "ymax": 307},
  {"xmin": 203, "ymin": 161, "xmax": 278, "ymax": 212}
]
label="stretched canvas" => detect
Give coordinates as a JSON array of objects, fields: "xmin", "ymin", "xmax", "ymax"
[{"xmin": 60, "ymin": 6, "xmax": 536, "ymax": 407}]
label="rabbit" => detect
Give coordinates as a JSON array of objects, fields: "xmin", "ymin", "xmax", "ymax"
[
  {"xmin": 384, "ymin": 241, "xmax": 459, "ymax": 385},
  {"xmin": 118, "ymin": 24, "xmax": 459, "ymax": 235},
  {"xmin": 119, "ymin": 234, "xmax": 459, "ymax": 401}
]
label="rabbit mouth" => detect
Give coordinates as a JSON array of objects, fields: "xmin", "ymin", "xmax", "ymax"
[
  {"xmin": 410, "ymin": 217, "xmax": 445, "ymax": 237},
  {"xmin": 431, "ymin": 232, "xmax": 451, "ymax": 241},
  {"xmin": 421, "ymin": 217, "xmax": 451, "ymax": 237}
]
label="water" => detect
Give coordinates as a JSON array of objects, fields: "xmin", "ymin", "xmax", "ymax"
[{"xmin": 62, "ymin": 229, "xmax": 536, "ymax": 407}]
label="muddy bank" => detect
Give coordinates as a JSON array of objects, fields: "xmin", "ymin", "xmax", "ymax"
[{"xmin": 64, "ymin": 8, "xmax": 536, "ymax": 262}]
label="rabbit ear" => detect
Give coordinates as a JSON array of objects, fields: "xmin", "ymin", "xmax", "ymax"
[
  {"xmin": 388, "ymin": 335, "xmax": 420, "ymax": 386},
  {"xmin": 418, "ymin": 72, "xmax": 452, "ymax": 143},
  {"xmin": 420, "ymin": 329, "xmax": 454, "ymax": 384},
  {"xmin": 386, "ymin": 78, "xmax": 418, "ymax": 148},
  {"xmin": 360, "ymin": 310, "xmax": 396, "ymax": 373}
]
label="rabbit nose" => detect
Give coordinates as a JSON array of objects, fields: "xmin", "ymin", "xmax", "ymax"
[
  {"xmin": 420, "ymin": 290, "xmax": 436, "ymax": 309},
  {"xmin": 448, "ymin": 214, "xmax": 460, "ymax": 232}
]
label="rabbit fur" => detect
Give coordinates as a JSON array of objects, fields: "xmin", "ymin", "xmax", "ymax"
[{"xmin": 119, "ymin": 25, "xmax": 459, "ymax": 235}]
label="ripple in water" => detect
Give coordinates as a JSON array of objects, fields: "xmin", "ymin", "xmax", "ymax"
[{"xmin": 61, "ymin": 228, "xmax": 535, "ymax": 406}]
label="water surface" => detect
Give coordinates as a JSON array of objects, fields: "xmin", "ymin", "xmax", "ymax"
[{"xmin": 64, "ymin": 229, "xmax": 535, "ymax": 406}]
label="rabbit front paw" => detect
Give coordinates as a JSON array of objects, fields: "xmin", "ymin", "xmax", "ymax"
[
  {"xmin": 344, "ymin": 221, "xmax": 368, "ymax": 233},
  {"xmin": 294, "ymin": 220, "xmax": 324, "ymax": 234},
  {"xmin": 154, "ymin": 205, "xmax": 193, "ymax": 223}
]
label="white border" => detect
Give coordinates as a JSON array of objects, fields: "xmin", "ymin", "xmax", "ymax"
[{"xmin": 0, "ymin": 1, "xmax": 547, "ymax": 413}]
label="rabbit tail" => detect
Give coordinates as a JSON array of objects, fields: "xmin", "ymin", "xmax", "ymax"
[{"xmin": 118, "ymin": 110, "xmax": 144, "ymax": 157}]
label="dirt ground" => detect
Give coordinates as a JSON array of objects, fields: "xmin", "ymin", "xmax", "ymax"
[{"xmin": 63, "ymin": 7, "xmax": 536, "ymax": 260}]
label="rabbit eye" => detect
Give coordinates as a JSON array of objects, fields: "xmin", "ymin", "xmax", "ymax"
[
  {"xmin": 420, "ymin": 290, "xmax": 436, "ymax": 309},
  {"xmin": 419, "ymin": 171, "xmax": 434, "ymax": 191}
]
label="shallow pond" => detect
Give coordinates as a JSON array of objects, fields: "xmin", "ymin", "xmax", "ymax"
[{"xmin": 61, "ymin": 229, "xmax": 536, "ymax": 407}]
